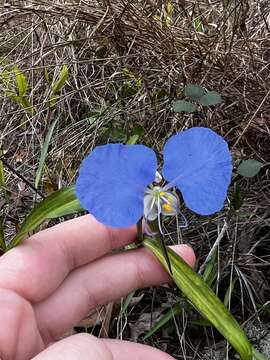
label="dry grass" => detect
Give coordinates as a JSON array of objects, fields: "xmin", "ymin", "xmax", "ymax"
[{"xmin": 0, "ymin": 0, "xmax": 269, "ymax": 358}]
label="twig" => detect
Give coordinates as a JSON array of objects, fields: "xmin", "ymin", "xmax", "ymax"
[
  {"xmin": 1, "ymin": 158, "xmax": 44, "ymax": 199},
  {"xmin": 198, "ymin": 220, "xmax": 228, "ymax": 275}
]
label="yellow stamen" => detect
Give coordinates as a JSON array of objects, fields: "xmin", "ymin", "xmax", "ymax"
[
  {"xmin": 162, "ymin": 203, "xmax": 173, "ymax": 213},
  {"xmin": 165, "ymin": 194, "xmax": 174, "ymax": 202}
]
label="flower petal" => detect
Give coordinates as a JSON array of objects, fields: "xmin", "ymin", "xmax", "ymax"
[
  {"xmin": 144, "ymin": 193, "xmax": 158, "ymax": 221},
  {"xmin": 76, "ymin": 144, "xmax": 157, "ymax": 227},
  {"xmin": 162, "ymin": 127, "xmax": 232, "ymax": 215}
]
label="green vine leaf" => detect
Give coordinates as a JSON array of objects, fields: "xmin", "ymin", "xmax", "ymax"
[
  {"xmin": 199, "ymin": 91, "xmax": 222, "ymax": 106},
  {"xmin": 172, "ymin": 100, "xmax": 197, "ymax": 113},
  {"xmin": 237, "ymin": 159, "xmax": 263, "ymax": 178},
  {"xmin": 184, "ymin": 84, "xmax": 206, "ymax": 101}
]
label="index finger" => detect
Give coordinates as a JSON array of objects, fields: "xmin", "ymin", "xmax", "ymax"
[{"xmin": 0, "ymin": 215, "xmax": 136, "ymax": 302}]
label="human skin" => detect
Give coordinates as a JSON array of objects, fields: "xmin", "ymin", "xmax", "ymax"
[{"xmin": 0, "ymin": 215, "xmax": 196, "ymax": 360}]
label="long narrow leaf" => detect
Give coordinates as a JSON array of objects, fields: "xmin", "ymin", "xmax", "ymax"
[
  {"xmin": 14, "ymin": 67, "xmax": 28, "ymax": 97},
  {"xmin": 19, "ymin": 97, "xmax": 35, "ymax": 115},
  {"xmin": 9, "ymin": 186, "xmax": 82, "ymax": 249},
  {"xmin": 52, "ymin": 65, "xmax": 69, "ymax": 94},
  {"xmin": 143, "ymin": 237, "xmax": 252, "ymax": 360},
  {"xmin": 35, "ymin": 118, "xmax": 58, "ymax": 189},
  {"xmin": 120, "ymin": 291, "xmax": 136, "ymax": 315},
  {"xmin": 143, "ymin": 304, "xmax": 182, "ymax": 340}
]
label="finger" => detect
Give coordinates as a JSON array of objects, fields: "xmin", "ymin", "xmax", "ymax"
[
  {"xmin": 0, "ymin": 215, "xmax": 136, "ymax": 302},
  {"xmin": 32, "ymin": 333, "xmax": 174, "ymax": 360},
  {"xmin": 104, "ymin": 338, "xmax": 174, "ymax": 360},
  {"xmin": 35, "ymin": 245, "xmax": 195, "ymax": 343},
  {"xmin": 0, "ymin": 288, "xmax": 45, "ymax": 360}
]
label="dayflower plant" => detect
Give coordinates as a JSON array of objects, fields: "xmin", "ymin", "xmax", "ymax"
[
  {"xmin": 76, "ymin": 127, "xmax": 232, "ymax": 228},
  {"xmin": 10, "ymin": 126, "xmax": 263, "ymax": 359}
]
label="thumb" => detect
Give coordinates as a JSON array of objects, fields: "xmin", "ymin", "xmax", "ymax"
[{"xmin": 32, "ymin": 333, "xmax": 175, "ymax": 360}]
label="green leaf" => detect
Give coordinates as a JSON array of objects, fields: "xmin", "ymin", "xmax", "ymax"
[
  {"xmin": 143, "ymin": 304, "xmax": 182, "ymax": 340},
  {"xmin": 121, "ymin": 83, "xmax": 139, "ymax": 97},
  {"xmin": 133, "ymin": 124, "xmax": 145, "ymax": 137},
  {"xmin": 190, "ymin": 318, "xmax": 212, "ymax": 327},
  {"xmin": 9, "ymin": 186, "xmax": 83, "ymax": 249},
  {"xmin": 52, "ymin": 65, "xmax": 69, "ymax": 94},
  {"xmin": 44, "ymin": 68, "xmax": 50, "ymax": 83},
  {"xmin": 224, "ymin": 278, "xmax": 237, "ymax": 308},
  {"xmin": 154, "ymin": 88, "xmax": 168, "ymax": 100},
  {"xmin": 172, "ymin": 100, "xmax": 197, "ymax": 113},
  {"xmin": 231, "ymin": 182, "xmax": 244, "ymax": 210},
  {"xmin": 126, "ymin": 134, "xmax": 140, "ymax": 145},
  {"xmin": 194, "ymin": 17, "xmax": 203, "ymax": 32},
  {"xmin": 184, "ymin": 84, "xmax": 206, "ymax": 101},
  {"xmin": 14, "ymin": 67, "xmax": 28, "ymax": 97},
  {"xmin": 143, "ymin": 237, "xmax": 253, "ymax": 360},
  {"xmin": 19, "ymin": 97, "xmax": 35, "ymax": 115},
  {"xmin": 237, "ymin": 159, "xmax": 263, "ymax": 178},
  {"xmin": 4, "ymin": 90, "xmax": 17, "ymax": 100},
  {"xmin": 120, "ymin": 291, "xmax": 136, "ymax": 315},
  {"xmin": 49, "ymin": 95, "xmax": 58, "ymax": 108},
  {"xmin": 202, "ymin": 248, "xmax": 217, "ymax": 288},
  {"xmin": 35, "ymin": 118, "xmax": 58, "ymax": 189},
  {"xmin": 110, "ymin": 126, "xmax": 126, "ymax": 142},
  {"xmin": 125, "ymin": 125, "xmax": 145, "ymax": 145},
  {"xmin": 199, "ymin": 91, "xmax": 222, "ymax": 106}
]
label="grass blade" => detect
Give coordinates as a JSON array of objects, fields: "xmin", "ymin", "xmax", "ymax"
[
  {"xmin": 52, "ymin": 65, "xmax": 69, "ymax": 94},
  {"xmin": 14, "ymin": 66, "xmax": 28, "ymax": 97},
  {"xmin": 35, "ymin": 118, "xmax": 58, "ymax": 189},
  {"xmin": 143, "ymin": 304, "xmax": 182, "ymax": 340},
  {"xmin": 120, "ymin": 291, "xmax": 136, "ymax": 315}
]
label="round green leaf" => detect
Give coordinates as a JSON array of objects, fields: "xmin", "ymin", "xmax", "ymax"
[
  {"xmin": 184, "ymin": 84, "xmax": 206, "ymax": 100},
  {"xmin": 172, "ymin": 100, "xmax": 197, "ymax": 113},
  {"xmin": 237, "ymin": 159, "xmax": 263, "ymax": 178},
  {"xmin": 199, "ymin": 91, "xmax": 222, "ymax": 106}
]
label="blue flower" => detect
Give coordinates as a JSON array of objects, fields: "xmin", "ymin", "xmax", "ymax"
[
  {"xmin": 76, "ymin": 143, "xmax": 157, "ymax": 227},
  {"xmin": 76, "ymin": 127, "xmax": 232, "ymax": 227},
  {"xmin": 162, "ymin": 127, "xmax": 232, "ymax": 215}
]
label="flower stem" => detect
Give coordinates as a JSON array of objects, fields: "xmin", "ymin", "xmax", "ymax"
[
  {"xmin": 136, "ymin": 217, "xmax": 143, "ymax": 244},
  {"xmin": 148, "ymin": 218, "xmax": 172, "ymax": 274}
]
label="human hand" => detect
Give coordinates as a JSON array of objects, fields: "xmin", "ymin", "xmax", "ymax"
[{"xmin": 0, "ymin": 215, "xmax": 195, "ymax": 360}]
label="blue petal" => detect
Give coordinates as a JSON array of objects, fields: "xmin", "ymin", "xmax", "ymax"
[
  {"xmin": 76, "ymin": 144, "xmax": 157, "ymax": 227},
  {"xmin": 162, "ymin": 127, "xmax": 232, "ymax": 215}
]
